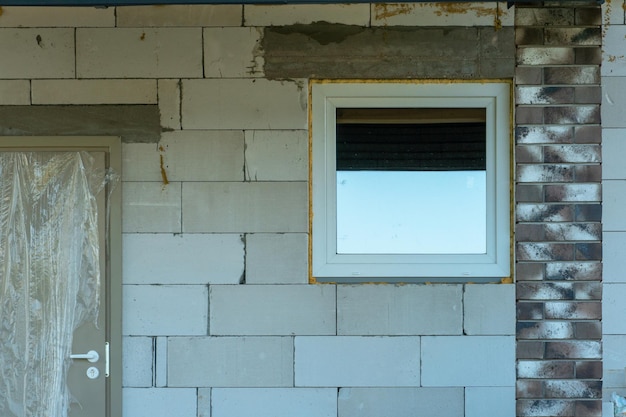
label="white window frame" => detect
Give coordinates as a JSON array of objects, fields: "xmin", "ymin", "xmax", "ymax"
[{"xmin": 310, "ymin": 80, "xmax": 511, "ymax": 281}]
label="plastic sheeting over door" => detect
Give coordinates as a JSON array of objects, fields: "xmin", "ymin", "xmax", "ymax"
[{"xmin": 0, "ymin": 152, "xmax": 109, "ymax": 417}]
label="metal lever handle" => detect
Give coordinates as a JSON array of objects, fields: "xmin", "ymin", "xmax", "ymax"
[{"xmin": 70, "ymin": 350, "xmax": 99, "ymax": 363}]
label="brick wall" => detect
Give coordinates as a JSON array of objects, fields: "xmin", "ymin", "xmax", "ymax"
[{"xmin": 514, "ymin": 3, "xmax": 603, "ymax": 416}]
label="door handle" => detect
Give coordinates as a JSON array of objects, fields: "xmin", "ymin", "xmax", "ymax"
[{"xmin": 70, "ymin": 350, "xmax": 99, "ymax": 363}]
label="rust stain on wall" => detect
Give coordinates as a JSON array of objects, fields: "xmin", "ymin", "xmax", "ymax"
[
  {"xmin": 429, "ymin": 2, "xmax": 504, "ymax": 29},
  {"xmin": 159, "ymin": 145, "xmax": 169, "ymax": 185},
  {"xmin": 373, "ymin": 3, "xmax": 417, "ymax": 20}
]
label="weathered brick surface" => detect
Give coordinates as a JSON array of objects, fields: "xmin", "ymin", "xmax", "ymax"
[
  {"xmin": 517, "ymin": 360, "xmax": 575, "ymax": 379},
  {"xmin": 517, "ymin": 341, "xmax": 546, "ymax": 359},
  {"xmin": 515, "ymin": 3, "xmax": 602, "ymax": 415},
  {"xmin": 544, "ymin": 66, "xmax": 600, "ymax": 84}
]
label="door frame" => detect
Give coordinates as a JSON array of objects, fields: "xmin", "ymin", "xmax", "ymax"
[{"xmin": 0, "ymin": 136, "xmax": 122, "ymax": 417}]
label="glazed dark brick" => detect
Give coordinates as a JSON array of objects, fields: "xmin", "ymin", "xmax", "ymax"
[
  {"xmin": 516, "ymin": 66, "xmax": 543, "ymax": 85},
  {"xmin": 517, "ymin": 47, "xmax": 575, "ymax": 65},
  {"xmin": 573, "ymin": 282, "xmax": 602, "ymax": 300},
  {"xmin": 516, "ymin": 125, "xmax": 573, "ymax": 144},
  {"xmin": 573, "ymin": 321, "xmax": 602, "ymax": 339},
  {"xmin": 574, "ymin": 125, "xmax": 601, "ymax": 143},
  {"xmin": 516, "ymin": 223, "xmax": 546, "ymax": 241},
  {"xmin": 544, "ymin": 184, "xmax": 601, "ymax": 202},
  {"xmin": 575, "ymin": 7, "xmax": 602, "ymax": 25},
  {"xmin": 573, "ymin": 165, "xmax": 601, "ymax": 182},
  {"xmin": 517, "ymin": 242, "xmax": 576, "ymax": 262},
  {"xmin": 518, "ymin": 341, "xmax": 546, "ymax": 359},
  {"xmin": 545, "ymin": 340, "xmax": 602, "ymax": 359},
  {"xmin": 516, "ymin": 203, "xmax": 574, "ymax": 222},
  {"xmin": 516, "ymin": 184, "xmax": 544, "ymax": 202},
  {"xmin": 544, "ymin": 223, "xmax": 601, "ymax": 241},
  {"xmin": 544, "ymin": 66, "xmax": 600, "ymax": 85},
  {"xmin": 543, "ymin": 105, "xmax": 600, "ymax": 124},
  {"xmin": 545, "ymin": 262, "xmax": 601, "ymax": 281},
  {"xmin": 575, "ymin": 360, "xmax": 602, "ymax": 379},
  {"xmin": 515, "ymin": 7, "xmax": 575, "ymax": 26},
  {"xmin": 574, "ymin": 204, "xmax": 601, "ymax": 222},
  {"xmin": 575, "ymin": 242, "xmax": 602, "ymax": 261},
  {"xmin": 517, "ymin": 164, "xmax": 574, "ymax": 183},
  {"xmin": 516, "ymin": 27, "xmax": 545, "ymax": 45},
  {"xmin": 517, "ymin": 321, "xmax": 575, "ymax": 339},
  {"xmin": 517, "ymin": 242, "xmax": 575, "ymax": 261},
  {"xmin": 517, "ymin": 144, "xmax": 544, "ymax": 163},
  {"xmin": 544, "ymin": 380, "xmax": 601, "ymax": 399},
  {"xmin": 574, "ymin": 400, "xmax": 602, "ymax": 417},
  {"xmin": 543, "ymin": 144, "xmax": 600, "ymax": 163},
  {"xmin": 544, "ymin": 301, "xmax": 601, "ymax": 320},
  {"xmin": 518, "ymin": 379, "xmax": 545, "ymax": 398},
  {"xmin": 574, "ymin": 86, "xmax": 602, "ymax": 104},
  {"xmin": 517, "ymin": 399, "xmax": 575, "ymax": 416},
  {"xmin": 516, "ymin": 106, "xmax": 545, "ymax": 124},
  {"xmin": 516, "ymin": 86, "xmax": 575, "ymax": 105},
  {"xmin": 575, "ymin": 47, "xmax": 602, "ymax": 65},
  {"xmin": 518, "ymin": 302, "xmax": 545, "ymax": 320},
  {"xmin": 545, "ymin": 27, "xmax": 602, "ymax": 46},
  {"xmin": 517, "ymin": 360, "xmax": 575, "ymax": 378},
  {"xmin": 517, "ymin": 282, "xmax": 575, "ymax": 300},
  {"xmin": 517, "ymin": 262, "xmax": 546, "ymax": 281}
]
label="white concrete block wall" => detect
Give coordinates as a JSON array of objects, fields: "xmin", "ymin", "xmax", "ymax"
[
  {"xmin": 31, "ymin": 79, "xmax": 157, "ymax": 105},
  {"xmin": 602, "ymin": 1, "xmax": 626, "ymax": 413},
  {"xmin": 0, "ymin": 5, "xmax": 519, "ymax": 416}
]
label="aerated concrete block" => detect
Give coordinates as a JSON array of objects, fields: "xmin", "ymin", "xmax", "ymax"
[
  {"xmin": 122, "ymin": 182, "xmax": 181, "ymax": 233},
  {"xmin": 295, "ymin": 336, "xmax": 420, "ymax": 387},
  {"xmin": 465, "ymin": 387, "xmax": 515, "ymax": 417},
  {"xmin": 244, "ymin": 4, "xmax": 369, "ymax": 26},
  {"xmin": 603, "ymin": 232, "xmax": 626, "ymax": 283},
  {"xmin": 123, "ymin": 233, "xmax": 244, "ymax": 285},
  {"xmin": 245, "ymin": 233, "xmax": 308, "ymax": 284},
  {"xmin": 0, "ymin": 80, "xmax": 30, "ymax": 105},
  {"xmin": 338, "ymin": 387, "xmax": 464, "ymax": 417},
  {"xmin": 31, "ymin": 79, "xmax": 157, "ymax": 105},
  {"xmin": 204, "ymin": 27, "xmax": 264, "ymax": 78},
  {"xmin": 0, "ymin": 6, "xmax": 114, "ymax": 27},
  {"xmin": 117, "ymin": 5, "xmax": 242, "ymax": 27},
  {"xmin": 421, "ymin": 336, "xmax": 515, "ymax": 387},
  {"xmin": 603, "ymin": 181, "xmax": 626, "ymax": 231},
  {"xmin": 0, "ymin": 28, "xmax": 74, "ymax": 79},
  {"xmin": 182, "ymin": 182, "xmax": 307, "ymax": 233},
  {"xmin": 212, "ymin": 388, "xmax": 337, "ymax": 417},
  {"xmin": 168, "ymin": 337, "xmax": 293, "ymax": 387},
  {"xmin": 244, "ymin": 130, "xmax": 308, "ymax": 181},
  {"xmin": 123, "ymin": 285, "xmax": 208, "ymax": 336},
  {"xmin": 76, "ymin": 28, "xmax": 203, "ymax": 78},
  {"xmin": 209, "ymin": 284, "xmax": 335, "ymax": 335},
  {"xmin": 160, "ymin": 130, "xmax": 245, "ymax": 181},
  {"xmin": 123, "ymin": 336, "xmax": 153, "ymax": 387},
  {"xmin": 181, "ymin": 79, "xmax": 306, "ymax": 130},
  {"xmin": 603, "ymin": 284, "xmax": 626, "ymax": 334},
  {"xmin": 464, "ymin": 284, "xmax": 515, "ymax": 335},
  {"xmin": 123, "ymin": 388, "xmax": 196, "ymax": 417},
  {"xmin": 337, "ymin": 284, "xmax": 462, "ymax": 335}
]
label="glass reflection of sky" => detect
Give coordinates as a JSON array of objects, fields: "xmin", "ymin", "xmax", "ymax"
[{"xmin": 336, "ymin": 170, "xmax": 487, "ymax": 255}]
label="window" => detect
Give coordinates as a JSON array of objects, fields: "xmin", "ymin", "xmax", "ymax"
[{"xmin": 310, "ymin": 80, "xmax": 511, "ymax": 282}]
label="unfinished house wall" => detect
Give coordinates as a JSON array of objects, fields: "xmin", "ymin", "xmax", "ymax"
[
  {"xmin": 0, "ymin": 2, "xmax": 610, "ymax": 416},
  {"xmin": 602, "ymin": 0, "xmax": 626, "ymax": 415}
]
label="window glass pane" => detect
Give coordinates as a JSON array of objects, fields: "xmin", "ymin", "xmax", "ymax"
[{"xmin": 335, "ymin": 108, "xmax": 487, "ymax": 255}]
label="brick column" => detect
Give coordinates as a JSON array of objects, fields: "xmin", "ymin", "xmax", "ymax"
[{"xmin": 514, "ymin": 3, "xmax": 603, "ymax": 416}]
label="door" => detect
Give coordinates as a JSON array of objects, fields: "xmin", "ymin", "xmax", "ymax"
[{"xmin": 0, "ymin": 137, "xmax": 122, "ymax": 417}]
